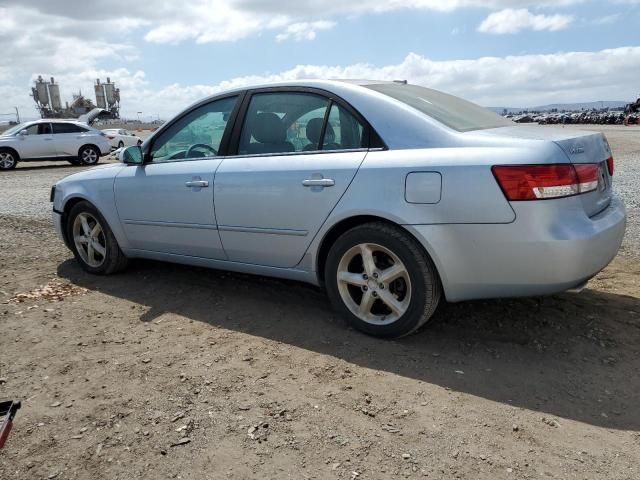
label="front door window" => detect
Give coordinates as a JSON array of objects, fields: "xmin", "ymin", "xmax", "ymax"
[{"xmin": 150, "ymin": 96, "xmax": 237, "ymax": 162}]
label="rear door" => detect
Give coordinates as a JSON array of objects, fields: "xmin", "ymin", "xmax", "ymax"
[
  {"xmin": 214, "ymin": 89, "xmax": 369, "ymax": 268},
  {"xmin": 51, "ymin": 122, "xmax": 91, "ymax": 157}
]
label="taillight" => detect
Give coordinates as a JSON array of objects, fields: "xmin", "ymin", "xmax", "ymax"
[
  {"xmin": 492, "ymin": 164, "xmax": 599, "ymax": 201},
  {"xmin": 107, "ymin": 135, "xmax": 115, "ymax": 140},
  {"xmin": 606, "ymin": 156, "xmax": 614, "ymax": 176}
]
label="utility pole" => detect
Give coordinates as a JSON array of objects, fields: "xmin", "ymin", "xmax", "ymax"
[{"xmin": 14, "ymin": 107, "xmax": 20, "ymax": 124}]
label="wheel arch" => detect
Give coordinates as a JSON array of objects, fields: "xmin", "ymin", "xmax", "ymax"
[
  {"xmin": 0, "ymin": 146, "xmax": 21, "ymax": 161},
  {"xmin": 315, "ymin": 215, "xmax": 446, "ymax": 294},
  {"xmin": 59, "ymin": 196, "xmax": 92, "ymax": 248},
  {"xmin": 77, "ymin": 144, "xmax": 100, "ymax": 157}
]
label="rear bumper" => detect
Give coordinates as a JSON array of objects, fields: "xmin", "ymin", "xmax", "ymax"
[
  {"xmin": 98, "ymin": 141, "xmax": 112, "ymax": 156},
  {"xmin": 408, "ymin": 194, "xmax": 626, "ymax": 302}
]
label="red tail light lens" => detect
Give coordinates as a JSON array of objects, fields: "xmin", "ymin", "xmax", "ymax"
[
  {"xmin": 107, "ymin": 135, "xmax": 115, "ymax": 140},
  {"xmin": 492, "ymin": 164, "xmax": 599, "ymax": 201},
  {"xmin": 606, "ymin": 156, "xmax": 614, "ymax": 176}
]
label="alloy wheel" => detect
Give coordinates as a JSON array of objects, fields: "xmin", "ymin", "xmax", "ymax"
[
  {"xmin": 73, "ymin": 212, "xmax": 107, "ymax": 267},
  {"xmin": 0, "ymin": 152, "xmax": 16, "ymax": 169},
  {"xmin": 336, "ymin": 243, "xmax": 412, "ymax": 325},
  {"xmin": 81, "ymin": 148, "xmax": 98, "ymax": 165}
]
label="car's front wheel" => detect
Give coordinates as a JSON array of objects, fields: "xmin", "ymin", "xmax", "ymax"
[
  {"xmin": 0, "ymin": 149, "xmax": 18, "ymax": 170},
  {"xmin": 78, "ymin": 145, "xmax": 100, "ymax": 166},
  {"xmin": 118, "ymin": 141, "xmax": 124, "ymax": 149},
  {"xmin": 66, "ymin": 201, "xmax": 128, "ymax": 275},
  {"xmin": 325, "ymin": 222, "xmax": 441, "ymax": 338}
]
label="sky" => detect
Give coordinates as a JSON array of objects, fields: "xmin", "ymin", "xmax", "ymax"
[{"xmin": 0, "ymin": 0, "xmax": 639, "ymax": 120}]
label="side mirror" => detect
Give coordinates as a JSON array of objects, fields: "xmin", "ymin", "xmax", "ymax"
[
  {"xmin": 119, "ymin": 145, "xmax": 143, "ymax": 165},
  {"xmin": 18, "ymin": 130, "xmax": 27, "ymax": 136}
]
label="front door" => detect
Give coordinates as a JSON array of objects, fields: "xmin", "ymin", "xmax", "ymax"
[
  {"xmin": 114, "ymin": 95, "xmax": 238, "ymax": 259},
  {"xmin": 215, "ymin": 91, "xmax": 368, "ymax": 268},
  {"xmin": 18, "ymin": 122, "xmax": 56, "ymax": 159}
]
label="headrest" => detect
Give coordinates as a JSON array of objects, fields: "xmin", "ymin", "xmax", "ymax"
[
  {"xmin": 251, "ymin": 112, "xmax": 286, "ymax": 143},
  {"xmin": 306, "ymin": 118, "xmax": 335, "ymax": 145}
]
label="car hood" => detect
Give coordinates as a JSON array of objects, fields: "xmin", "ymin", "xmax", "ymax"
[{"xmin": 57, "ymin": 162, "xmax": 125, "ymax": 184}]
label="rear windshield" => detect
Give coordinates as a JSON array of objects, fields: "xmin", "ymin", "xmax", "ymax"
[{"xmin": 364, "ymin": 83, "xmax": 513, "ymax": 132}]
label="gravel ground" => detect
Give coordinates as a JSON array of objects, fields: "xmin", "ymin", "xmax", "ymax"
[{"xmin": 0, "ymin": 125, "xmax": 638, "ymax": 480}]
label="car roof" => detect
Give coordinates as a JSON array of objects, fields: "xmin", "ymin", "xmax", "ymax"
[
  {"xmin": 30, "ymin": 118, "xmax": 86, "ymax": 125},
  {"xmin": 165, "ymin": 79, "xmax": 455, "ymax": 148}
]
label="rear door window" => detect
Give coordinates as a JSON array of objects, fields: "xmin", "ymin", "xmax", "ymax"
[
  {"xmin": 52, "ymin": 123, "xmax": 87, "ymax": 134},
  {"xmin": 238, "ymin": 92, "xmax": 329, "ymax": 155},
  {"xmin": 323, "ymin": 103, "xmax": 365, "ymax": 150}
]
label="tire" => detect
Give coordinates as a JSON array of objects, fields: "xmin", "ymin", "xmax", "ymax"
[
  {"xmin": 137, "ymin": 139, "xmax": 142, "ymax": 146},
  {"xmin": 66, "ymin": 201, "xmax": 128, "ymax": 275},
  {"xmin": 78, "ymin": 145, "xmax": 100, "ymax": 166},
  {"xmin": 118, "ymin": 141, "xmax": 124, "ymax": 149},
  {"xmin": 0, "ymin": 149, "xmax": 18, "ymax": 170},
  {"xmin": 325, "ymin": 222, "xmax": 441, "ymax": 338}
]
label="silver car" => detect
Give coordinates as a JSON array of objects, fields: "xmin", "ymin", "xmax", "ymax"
[
  {"xmin": 50, "ymin": 80, "xmax": 626, "ymax": 338},
  {"xmin": 0, "ymin": 119, "xmax": 111, "ymax": 170}
]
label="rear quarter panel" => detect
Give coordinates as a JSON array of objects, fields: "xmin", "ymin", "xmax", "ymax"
[{"xmin": 303, "ymin": 141, "xmax": 566, "ymax": 276}]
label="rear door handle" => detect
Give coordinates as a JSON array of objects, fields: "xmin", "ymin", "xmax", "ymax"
[
  {"xmin": 185, "ymin": 180, "xmax": 209, "ymax": 188},
  {"xmin": 302, "ymin": 178, "xmax": 335, "ymax": 187}
]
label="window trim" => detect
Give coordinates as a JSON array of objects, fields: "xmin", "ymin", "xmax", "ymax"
[
  {"xmin": 142, "ymin": 91, "xmax": 246, "ymax": 164},
  {"xmin": 226, "ymin": 86, "xmax": 386, "ymax": 159}
]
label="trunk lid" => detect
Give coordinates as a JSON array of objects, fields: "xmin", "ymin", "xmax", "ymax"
[{"xmin": 476, "ymin": 125, "xmax": 613, "ymax": 216}]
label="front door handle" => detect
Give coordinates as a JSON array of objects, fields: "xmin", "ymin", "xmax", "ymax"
[
  {"xmin": 185, "ymin": 180, "xmax": 209, "ymax": 188},
  {"xmin": 302, "ymin": 178, "xmax": 335, "ymax": 187}
]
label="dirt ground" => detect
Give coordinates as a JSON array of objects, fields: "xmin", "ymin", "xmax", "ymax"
[{"xmin": 1, "ymin": 126, "xmax": 639, "ymax": 479}]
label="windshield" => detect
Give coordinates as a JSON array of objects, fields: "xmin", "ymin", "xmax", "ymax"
[
  {"xmin": 363, "ymin": 83, "xmax": 513, "ymax": 132},
  {"xmin": 1, "ymin": 123, "xmax": 29, "ymax": 136}
]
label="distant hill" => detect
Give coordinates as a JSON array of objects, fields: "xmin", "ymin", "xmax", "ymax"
[{"xmin": 489, "ymin": 101, "xmax": 628, "ymax": 114}]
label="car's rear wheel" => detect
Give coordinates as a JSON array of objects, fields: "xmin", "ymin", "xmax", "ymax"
[
  {"xmin": 78, "ymin": 145, "xmax": 100, "ymax": 165},
  {"xmin": 0, "ymin": 149, "xmax": 18, "ymax": 170},
  {"xmin": 325, "ymin": 222, "xmax": 441, "ymax": 338},
  {"xmin": 66, "ymin": 201, "xmax": 128, "ymax": 275},
  {"xmin": 118, "ymin": 141, "xmax": 124, "ymax": 149}
]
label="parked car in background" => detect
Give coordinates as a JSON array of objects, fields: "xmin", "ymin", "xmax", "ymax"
[
  {"xmin": 101, "ymin": 128, "xmax": 142, "ymax": 150},
  {"xmin": 50, "ymin": 80, "xmax": 626, "ymax": 338},
  {"xmin": 0, "ymin": 119, "xmax": 111, "ymax": 170}
]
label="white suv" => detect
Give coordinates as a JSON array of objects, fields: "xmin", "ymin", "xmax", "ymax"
[{"xmin": 0, "ymin": 119, "xmax": 112, "ymax": 170}]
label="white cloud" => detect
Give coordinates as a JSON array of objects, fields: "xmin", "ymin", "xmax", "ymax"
[
  {"xmin": 0, "ymin": 1, "xmax": 590, "ymax": 47},
  {"xmin": 275, "ymin": 21, "xmax": 336, "ymax": 42},
  {"xmin": 0, "ymin": 2, "xmax": 636, "ymax": 120},
  {"xmin": 592, "ymin": 13, "xmax": 621, "ymax": 25},
  {"xmin": 478, "ymin": 8, "xmax": 574, "ymax": 34},
  {"xmin": 108, "ymin": 46, "xmax": 640, "ymax": 118}
]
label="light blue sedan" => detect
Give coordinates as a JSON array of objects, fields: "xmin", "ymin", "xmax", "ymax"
[{"xmin": 51, "ymin": 80, "xmax": 626, "ymax": 338}]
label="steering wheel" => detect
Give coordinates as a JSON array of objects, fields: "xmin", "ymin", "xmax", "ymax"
[{"xmin": 186, "ymin": 143, "xmax": 217, "ymax": 158}]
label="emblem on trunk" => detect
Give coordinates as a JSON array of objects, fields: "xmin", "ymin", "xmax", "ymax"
[{"xmin": 569, "ymin": 144, "xmax": 585, "ymax": 154}]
